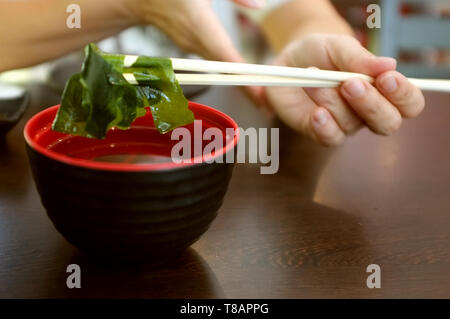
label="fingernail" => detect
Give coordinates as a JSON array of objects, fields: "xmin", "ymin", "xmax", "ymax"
[
  {"xmin": 313, "ymin": 109, "xmax": 328, "ymax": 126},
  {"xmin": 380, "ymin": 75, "xmax": 398, "ymax": 93},
  {"xmin": 343, "ymin": 78, "xmax": 365, "ymax": 98},
  {"xmin": 374, "ymin": 56, "xmax": 398, "ymax": 70},
  {"xmin": 379, "ymin": 56, "xmax": 397, "ymax": 64}
]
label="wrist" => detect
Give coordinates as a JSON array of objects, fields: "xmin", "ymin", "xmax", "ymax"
[
  {"xmin": 262, "ymin": 0, "xmax": 354, "ymax": 52},
  {"xmin": 287, "ymin": 20, "xmax": 355, "ymax": 44}
]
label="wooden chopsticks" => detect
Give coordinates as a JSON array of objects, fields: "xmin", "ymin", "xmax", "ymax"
[
  {"xmin": 122, "ymin": 56, "xmax": 450, "ymax": 92},
  {"xmin": 173, "ymin": 74, "xmax": 340, "ymax": 88}
]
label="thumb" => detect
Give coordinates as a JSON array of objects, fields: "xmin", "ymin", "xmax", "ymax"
[{"xmin": 328, "ymin": 36, "xmax": 397, "ymax": 76}]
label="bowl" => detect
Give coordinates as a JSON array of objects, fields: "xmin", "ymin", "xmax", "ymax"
[{"xmin": 24, "ymin": 102, "xmax": 239, "ymax": 264}]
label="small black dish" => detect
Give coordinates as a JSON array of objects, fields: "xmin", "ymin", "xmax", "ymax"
[{"xmin": 0, "ymin": 84, "xmax": 29, "ymax": 136}]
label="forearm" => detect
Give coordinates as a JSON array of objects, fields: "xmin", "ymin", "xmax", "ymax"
[
  {"xmin": 0, "ymin": 0, "xmax": 135, "ymax": 72},
  {"xmin": 261, "ymin": 0, "xmax": 354, "ymax": 52}
]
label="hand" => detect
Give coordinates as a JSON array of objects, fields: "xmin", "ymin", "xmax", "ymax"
[
  {"xmin": 265, "ymin": 34, "xmax": 426, "ymax": 146},
  {"xmin": 128, "ymin": 0, "xmax": 264, "ymax": 62}
]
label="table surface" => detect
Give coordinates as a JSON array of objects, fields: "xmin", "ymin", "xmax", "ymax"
[{"xmin": 0, "ymin": 83, "xmax": 449, "ymax": 298}]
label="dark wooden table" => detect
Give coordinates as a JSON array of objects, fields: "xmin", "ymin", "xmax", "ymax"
[{"xmin": 0, "ymin": 83, "xmax": 449, "ymax": 298}]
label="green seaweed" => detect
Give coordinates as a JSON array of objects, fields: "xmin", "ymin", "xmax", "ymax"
[{"xmin": 52, "ymin": 43, "xmax": 194, "ymax": 139}]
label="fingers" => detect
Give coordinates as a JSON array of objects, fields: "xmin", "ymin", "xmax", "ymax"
[
  {"xmin": 376, "ymin": 71, "xmax": 425, "ymax": 118},
  {"xmin": 304, "ymin": 87, "xmax": 362, "ymax": 134},
  {"xmin": 269, "ymin": 34, "xmax": 426, "ymax": 147},
  {"xmin": 341, "ymin": 78, "xmax": 403, "ymax": 135},
  {"xmin": 282, "ymin": 34, "xmax": 397, "ymax": 76},
  {"xmin": 265, "ymin": 86, "xmax": 345, "ymax": 147},
  {"xmin": 156, "ymin": 1, "xmax": 244, "ymax": 63},
  {"xmin": 325, "ymin": 35, "xmax": 397, "ymax": 76},
  {"xmin": 194, "ymin": 6, "xmax": 244, "ymax": 62},
  {"xmin": 310, "ymin": 107, "xmax": 346, "ymax": 147}
]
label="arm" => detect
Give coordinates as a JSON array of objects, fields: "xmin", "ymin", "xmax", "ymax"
[
  {"xmin": 0, "ymin": 0, "xmax": 134, "ymax": 72},
  {"xmin": 261, "ymin": 0, "xmax": 354, "ymax": 52},
  {"xmin": 0, "ymin": 0, "xmax": 265, "ymax": 72}
]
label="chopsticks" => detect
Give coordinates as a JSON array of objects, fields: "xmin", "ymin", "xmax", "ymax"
[
  {"xmin": 122, "ymin": 56, "xmax": 450, "ymax": 92},
  {"xmin": 170, "ymin": 58, "xmax": 374, "ymax": 82},
  {"xmin": 173, "ymin": 74, "xmax": 341, "ymax": 88}
]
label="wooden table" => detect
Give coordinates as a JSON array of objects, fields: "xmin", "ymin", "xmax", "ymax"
[{"xmin": 0, "ymin": 84, "xmax": 449, "ymax": 298}]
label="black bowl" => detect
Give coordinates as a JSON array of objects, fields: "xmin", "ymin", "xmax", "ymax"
[{"xmin": 24, "ymin": 102, "xmax": 239, "ymax": 264}]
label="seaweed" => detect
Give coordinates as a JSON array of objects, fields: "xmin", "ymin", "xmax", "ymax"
[{"xmin": 52, "ymin": 43, "xmax": 194, "ymax": 139}]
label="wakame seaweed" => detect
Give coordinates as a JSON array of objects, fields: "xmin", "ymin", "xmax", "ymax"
[{"xmin": 52, "ymin": 43, "xmax": 194, "ymax": 139}]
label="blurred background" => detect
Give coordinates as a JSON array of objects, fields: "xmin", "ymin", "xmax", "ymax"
[{"xmin": 333, "ymin": 0, "xmax": 450, "ymax": 78}]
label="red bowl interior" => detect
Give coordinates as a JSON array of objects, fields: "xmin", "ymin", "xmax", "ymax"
[{"xmin": 24, "ymin": 102, "xmax": 239, "ymax": 172}]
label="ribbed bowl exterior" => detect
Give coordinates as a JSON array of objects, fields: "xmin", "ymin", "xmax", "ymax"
[{"xmin": 26, "ymin": 145, "xmax": 235, "ymax": 264}]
